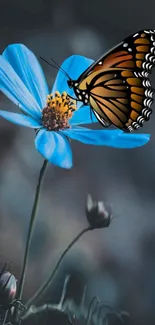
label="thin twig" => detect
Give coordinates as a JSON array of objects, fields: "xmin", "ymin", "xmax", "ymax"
[
  {"xmin": 80, "ymin": 285, "xmax": 87, "ymax": 312},
  {"xmin": 57, "ymin": 275, "xmax": 71, "ymax": 310},
  {"xmin": 25, "ymin": 226, "xmax": 92, "ymax": 310}
]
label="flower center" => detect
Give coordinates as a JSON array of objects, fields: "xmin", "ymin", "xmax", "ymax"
[{"xmin": 42, "ymin": 91, "xmax": 77, "ymax": 131}]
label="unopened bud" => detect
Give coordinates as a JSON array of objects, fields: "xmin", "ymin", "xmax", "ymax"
[
  {"xmin": 86, "ymin": 194, "xmax": 112, "ymax": 229},
  {"xmin": 0, "ymin": 271, "xmax": 17, "ymax": 306}
]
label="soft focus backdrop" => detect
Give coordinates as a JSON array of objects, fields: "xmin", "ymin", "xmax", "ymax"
[{"xmin": 1, "ymin": 1, "xmax": 155, "ymax": 324}]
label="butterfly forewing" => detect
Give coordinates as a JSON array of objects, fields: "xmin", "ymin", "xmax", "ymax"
[{"xmin": 78, "ymin": 29, "xmax": 155, "ymax": 80}]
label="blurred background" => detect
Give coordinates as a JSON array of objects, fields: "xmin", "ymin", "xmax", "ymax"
[{"xmin": 1, "ymin": 0, "xmax": 155, "ymax": 324}]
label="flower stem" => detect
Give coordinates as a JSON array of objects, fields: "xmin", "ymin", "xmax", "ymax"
[
  {"xmin": 14, "ymin": 159, "xmax": 48, "ymax": 322},
  {"xmin": 25, "ymin": 226, "xmax": 92, "ymax": 309}
]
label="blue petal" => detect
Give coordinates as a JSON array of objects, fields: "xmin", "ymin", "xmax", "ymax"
[
  {"xmin": 0, "ymin": 110, "xmax": 42, "ymax": 128},
  {"xmin": 35, "ymin": 129, "xmax": 73, "ymax": 168},
  {"xmin": 111, "ymin": 131, "xmax": 151, "ymax": 148},
  {"xmin": 52, "ymin": 55, "xmax": 94, "ymax": 98},
  {"xmin": 62, "ymin": 127, "xmax": 150, "ymax": 148},
  {"xmin": 0, "ymin": 56, "xmax": 41, "ymax": 120},
  {"xmin": 3, "ymin": 44, "xmax": 49, "ymax": 109},
  {"xmin": 70, "ymin": 105, "xmax": 98, "ymax": 125}
]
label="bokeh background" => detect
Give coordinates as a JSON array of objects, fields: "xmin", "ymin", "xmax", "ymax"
[{"xmin": 1, "ymin": 0, "xmax": 155, "ymax": 324}]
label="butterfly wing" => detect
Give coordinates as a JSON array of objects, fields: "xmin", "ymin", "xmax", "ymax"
[
  {"xmin": 77, "ymin": 29, "xmax": 155, "ymax": 131},
  {"xmin": 79, "ymin": 68, "xmax": 153, "ymax": 131},
  {"xmin": 78, "ymin": 29, "xmax": 155, "ymax": 82},
  {"xmin": 92, "ymin": 110, "xmax": 111, "ymax": 127}
]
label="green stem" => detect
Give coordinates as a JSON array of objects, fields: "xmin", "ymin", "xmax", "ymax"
[
  {"xmin": 25, "ymin": 226, "xmax": 92, "ymax": 309},
  {"xmin": 14, "ymin": 159, "xmax": 48, "ymax": 322}
]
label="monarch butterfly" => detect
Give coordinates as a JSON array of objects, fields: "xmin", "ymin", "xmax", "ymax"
[{"xmin": 67, "ymin": 29, "xmax": 155, "ymax": 132}]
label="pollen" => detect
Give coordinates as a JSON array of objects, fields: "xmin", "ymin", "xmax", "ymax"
[{"xmin": 42, "ymin": 91, "xmax": 77, "ymax": 131}]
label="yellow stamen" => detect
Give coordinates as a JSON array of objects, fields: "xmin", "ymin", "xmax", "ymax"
[{"xmin": 42, "ymin": 91, "xmax": 77, "ymax": 131}]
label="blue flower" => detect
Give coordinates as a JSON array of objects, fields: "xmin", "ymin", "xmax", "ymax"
[{"xmin": 0, "ymin": 44, "xmax": 150, "ymax": 169}]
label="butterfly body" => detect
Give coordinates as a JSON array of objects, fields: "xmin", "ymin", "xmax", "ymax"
[
  {"xmin": 67, "ymin": 29, "xmax": 155, "ymax": 131},
  {"xmin": 68, "ymin": 79, "xmax": 90, "ymax": 105}
]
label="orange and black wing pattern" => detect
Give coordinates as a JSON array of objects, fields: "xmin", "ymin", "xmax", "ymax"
[
  {"xmin": 76, "ymin": 29, "xmax": 155, "ymax": 131},
  {"xmin": 86, "ymin": 69, "xmax": 152, "ymax": 131},
  {"xmin": 78, "ymin": 29, "xmax": 155, "ymax": 79}
]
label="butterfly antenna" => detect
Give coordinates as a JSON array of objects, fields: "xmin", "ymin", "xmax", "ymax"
[
  {"xmin": 50, "ymin": 57, "xmax": 71, "ymax": 80},
  {"xmin": 40, "ymin": 57, "xmax": 71, "ymax": 80},
  {"xmin": 40, "ymin": 57, "xmax": 62, "ymax": 73}
]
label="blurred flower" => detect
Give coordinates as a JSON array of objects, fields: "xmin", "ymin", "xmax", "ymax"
[
  {"xmin": 0, "ymin": 265, "xmax": 25, "ymax": 313},
  {"xmin": 0, "ymin": 269, "xmax": 16, "ymax": 307},
  {"xmin": 0, "ymin": 44, "xmax": 150, "ymax": 169},
  {"xmin": 86, "ymin": 194, "xmax": 112, "ymax": 229}
]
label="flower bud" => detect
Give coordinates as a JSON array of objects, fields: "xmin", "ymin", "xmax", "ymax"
[
  {"xmin": 0, "ymin": 271, "xmax": 17, "ymax": 306},
  {"xmin": 86, "ymin": 194, "xmax": 112, "ymax": 229}
]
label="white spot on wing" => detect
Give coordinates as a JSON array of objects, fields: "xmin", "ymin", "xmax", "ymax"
[{"xmin": 133, "ymin": 33, "xmax": 139, "ymax": 37}]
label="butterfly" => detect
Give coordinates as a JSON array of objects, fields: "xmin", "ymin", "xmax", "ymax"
[{"xmin": 67, "ymin": 29, "xmax": 155, "ymax": 132}]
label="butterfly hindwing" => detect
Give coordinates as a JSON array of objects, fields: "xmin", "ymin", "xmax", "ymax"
[
  {"xmin": 87, "ymin": 69, "xmax": 153, "ymax": 131},
  {"xmin": 92, "ymin": 110, "xmax": 111, "ymax": 127},
  {"xmin": 121, "ymin": 70, "xmax": 153, "ymax": 130}
]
